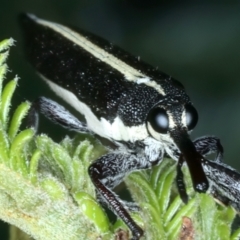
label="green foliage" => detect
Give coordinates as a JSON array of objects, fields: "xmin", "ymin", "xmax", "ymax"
[
  {"xmin": 125, "ymin": 160, "xmax": 240, "ymax": 240},
  {"xmin": 0, "ymin": 38, "xmax": 239, "ymax": 240},
  {"xmin": 0, "ymin": 39, "xmax": 111, "ymax": 240}
]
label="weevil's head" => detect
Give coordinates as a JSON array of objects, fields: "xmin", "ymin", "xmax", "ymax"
[
  {"xmin": 146, "ymin": 98, "xmax": 198, "ymax": 141},
  {"xmin": 146, "ymin": 89, "xmax": 199, "ymax": 149},
  {"xmin": 146, "ymin": 96, "xmax": 199, "ymax": 160},
  {"xmin": 145, "ymin": 77, "xmax": 198, "ymax": 143},
  {"xmin": 146, "ymin": 95, "xmax": 208, "ymax": 193}
]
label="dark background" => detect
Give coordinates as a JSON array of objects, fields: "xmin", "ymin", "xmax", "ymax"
[{"xmin": 1, "ymin": 0, "xmax": 240, "ymax": 239}]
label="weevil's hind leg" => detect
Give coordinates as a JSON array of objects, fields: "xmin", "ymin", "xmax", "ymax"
[
  {"xmin": 88, "ymin": 152, "xmax": 153, "ymax": 240},
  {"xmin": 27, "ymin": 97, "xmax": 91, "ymax": 134},
  {"xmin": 193, "ymin": 136, "xmax": 223, "ymax": 162}
]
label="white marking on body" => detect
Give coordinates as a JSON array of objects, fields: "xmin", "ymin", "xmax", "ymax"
[
  {"xmin": 145, "ymin": 123, "xmax": 179, "ymax": 160},
  {"xmin": 167, "ymin": 112, "xmax": 176, "ymax": 129},
  {"xmin": 181, "ymin": 109, "xmax": 187, "ymax": 128},
  {"xmin": 101, "ymin": 117, "xmax": 148, "ymax": 142},
  {"xmin": 42, "ymin": 75, "xmax": 149, "ymax": 142},
  {"xmin": 29, "ymin": 14, "xmax": 165, "ymax": 96},
  {"xmin": 143, "ymin": 136, "xmax": 179, "ymax": 163},
  {"xmin": 143, "ymin": 137, "xmax": 164, "ymax": 163},
  {"xmin": 136, "ymin": 77, "xmax": 150, "ymax": 84}
]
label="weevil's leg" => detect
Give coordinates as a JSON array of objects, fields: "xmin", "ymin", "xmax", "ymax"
[
  {"xmin": 193, "ymin": 136, "xmax": 223, "ymax": 162},
  {"xmin": 96, "ymin": 191, "xmax": 140, "ymax": 212},
  {"xmin": 201, "ymin": 157, "xmax": 240, "ymax": 211},
  {"xmin": 177, "ymin": 137, "xmax": 240, "ymax": 211},
  {"xmin": 195, "ymin": 137, "xmax": 240, "ymax": 212},
  {"xmin": 211, "ymin": 185, "xmax": 240, "ymax": 212},
  {"xmin": 88, "ymin": 152, "xmax": 154, "ymax": 240},
  {"xmin": 175, "ymin": 136, "xmax": 223, "ymax": 203},
  {"xmin": 176, "ymin": 155, "xmax": 188, "ymax": 203},
  {"xmin": 120, "ymin": 200, "xmax": 140, "ymax": 212},
  {"xmin": 209, "ymin": 185, "xmax": 232, "ymax": 207},
  {"xmin": 28, "ymin": 97, "xmax": 91, "ymax": 133}
]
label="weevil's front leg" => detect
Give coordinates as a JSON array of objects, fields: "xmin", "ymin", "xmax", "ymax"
[
  {"xmin": 176, "ymin": 155, "xmax": 188, "ymax": 203},
  {"xmin": 210, "ymin": 185, "xmax": 240, "ymax": 212},
  {"xmin": 193, "ymin": 136, "xmax": 223, "ymax": 162},
  {"xmin": 170, "ymin": 136, "xmax": 223, "ymax": 162},
  {"xmin": 192, "ymin": 136, "xmax": 237, "ymax": 206},
  {"xmin": 177, "ymin": 136, "xmax": 240, "ymax": 212},
  {"xmin": 176, "ymin": 136, "xmax": 224, "ymax": 203},
  {"xmin": 28, "ymin": 97, "xmax": 91, "ymax": 133},
  {"xmin": 201, "ymin": 157, "xmax": 240, "ymax": 211},
  {"xmin": 88, "ymin": 152, "xmax": 153, "ymax": 240}
]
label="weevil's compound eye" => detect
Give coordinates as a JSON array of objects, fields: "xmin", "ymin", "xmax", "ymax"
[
  {"xmin": 185, "ymin": 104, "xmax": 198, "ymax": 130},
  {"xmin": 147, "ymin": 108, "xmax": 169, "ymax": 134}
]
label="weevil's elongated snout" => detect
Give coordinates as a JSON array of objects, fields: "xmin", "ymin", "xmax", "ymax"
[{"xmin": 170, "ymin": 128, "xmax": 209, "ymax": 193}]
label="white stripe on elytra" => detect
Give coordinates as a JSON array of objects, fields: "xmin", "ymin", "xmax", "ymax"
[
  {"xmin": 28, "ymin": 14, "xmax": 165, "ymax": 96},
  {"xmin": 42, "ymin": 75, "xmax": 149, "ymax": 142}
]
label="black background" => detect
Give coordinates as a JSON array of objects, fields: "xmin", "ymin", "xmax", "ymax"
[{"xmin": 1, "ymin": 0, "xmax": 240, "ymax": 238}]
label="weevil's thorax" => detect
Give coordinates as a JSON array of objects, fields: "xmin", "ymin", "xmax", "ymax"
[
  {"xmin": 112, "ymin": 76, "xmax": 194, "ymax": 164},
  {"xmin": 141, "ymin": 79, "xmax": 199, "ymax": 161},
  {"xmin": 117, "ymin": 74, "xmax": 191, "ymax": 126},
  {"xmin": 114, "ymin": 81, "xmax": 191, "ymax": 164},
  {"xmin": 122, "ymin": 77, "xmax": 200, "ymax": 160}
]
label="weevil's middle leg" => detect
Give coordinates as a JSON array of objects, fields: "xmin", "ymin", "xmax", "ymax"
[{"xmin": 27, "ymin": 96, "xmax": 91, "ymax": 134}]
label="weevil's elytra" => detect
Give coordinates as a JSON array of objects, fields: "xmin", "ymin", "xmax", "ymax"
[{"xmin": 19, "ymin": 13, "xmax": 231, "ymax": 239}]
